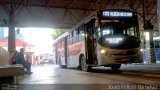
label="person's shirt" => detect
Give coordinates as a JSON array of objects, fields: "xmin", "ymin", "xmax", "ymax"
[{"xmin": 15, "ymin": 52, "xmax": 26, "ymax": 66}]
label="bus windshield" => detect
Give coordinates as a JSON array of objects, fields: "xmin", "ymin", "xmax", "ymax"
[{"xmin": 98, "ymin": 19, "xmax": 139, "ymax": 41}]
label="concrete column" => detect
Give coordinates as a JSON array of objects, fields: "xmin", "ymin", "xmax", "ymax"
[
  {"xmin": 156, "ymin": 0, "xmax": 160, "ymax": 63},
  {"xmin": 158, "ymin": 0, "xmax": 160, "ymax": 34},
  {"xmin": 8, "ymin": 0, "xmax": 16, "ymax": 54},
  {"xmin": 141, "ymin": 0, "xmax": 156, "ymax": 64}
]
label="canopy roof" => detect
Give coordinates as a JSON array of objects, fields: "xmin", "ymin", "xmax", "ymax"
[{"xmin": 0, "ymin": 0, "xmax": 157, "ymax": 30}]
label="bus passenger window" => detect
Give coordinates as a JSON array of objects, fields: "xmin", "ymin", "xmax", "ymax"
[
  {"xmin": 80, "ymin": 26, "xmax": 84, "ymax": 41},
  {"xmin": 77, "ymin": 28, "xmax": 80, "ymax": 42},
  {"xmin": 69, "ymin": 33, "xmax": 72, "ymax": 44},
  {"xmin": 72, "ymin": 31, "xmax": 74, "ymax": 37},
  {"xmin": 71, "ymin": 31, "xmax": 74, "ymax": 44},
  {"xmin": 74, "ymin": 30, "xmax": 77, "ymax": 43},
  {"xmin": 97, "ymin": 27, "xmax": 101, "ymax": 39},
  {"xmin": 95, "ymin": 19, "xmax": 99, "ymax": 28}
]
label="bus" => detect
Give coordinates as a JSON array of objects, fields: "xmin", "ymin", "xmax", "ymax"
[{"xmin": 54, "ymin": 9, "xmax": 142, "ymax": 71}]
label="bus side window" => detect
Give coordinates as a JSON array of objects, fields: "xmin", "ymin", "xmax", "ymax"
[
  {"xmin": 77, "ymin": 28, "xmax": 80, "ymax": 42},
  {"xmin": 59, "ymin": 39, "xmax": 61, "ymax": 48},
  {"xmin": 79, "ymin": 26, "xmax": 82, "ymax": 41},
  {"xmin": 57, "ymin": 41, "xmax": 59, "ymax": 48},
  {"xmin": 80, "ymin": 25, "xmax": 84, "ymax": 41},
  {"xmin": 94, "ymin": 19, "xmax": 100, "ymax": 39},
  {"xmin": 74, "ymin": 30, "xmax": 77, "ymax": 43},
  {"xmin": 76, "ymin": 29, "xmax": 79, "ymax": 43},
  {"xmin": 95, "ymin": 19, "xmax": 99, "ymax": 28},
  {"xmin": 69, "ymin": 33, "xmax": 72, "ymax": 45},
  {"xmin": 68, "ymin": 33, "xmax": 69, "ymax": 45},
  {"xmin": 61, "ymin": 39, "xmax": 63, "ymax": 48},
  {"xmin": 71, "ymin": 31, "xmax": 74, "ymax": 44}
]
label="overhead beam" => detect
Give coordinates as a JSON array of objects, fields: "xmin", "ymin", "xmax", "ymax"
[
  {"xmin": 81, "ymin": 0, "xmax": 102, "ymax": 21},
  {"xmin": 60, "ymin": 0, "xmax": 77, "ymax": 28},
  {"xmin": 0, "ymin": 0, "xmax": 9, "ymax": 14}
]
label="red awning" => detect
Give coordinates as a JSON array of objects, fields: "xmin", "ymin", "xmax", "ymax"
[{"xmin": 0, "ymin": 37, "xmax": 34, "ymax": 47}]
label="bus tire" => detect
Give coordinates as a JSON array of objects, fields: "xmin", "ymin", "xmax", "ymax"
[
  {"xmin": 78, "ymin": 66, "xmax": 81, "ymax": 70},
  {"xmin": 80, "ymin": 56, "xmax": 91, "ymax": 72},
  {"xmin": 110, "ymin": 64, "xmax": 121, "ymax": 71},
  {"xmin": 78, "ymin": 54, "xmax": 83, "ymax": 70},
  {"xmin": 60, "ymin": 65, "xmax": 67, "ymax": 68}
]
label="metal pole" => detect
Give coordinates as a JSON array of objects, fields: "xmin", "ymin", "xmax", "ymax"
[
  {"xmin": 8, "ymin": 0, "xmax": 16, "ymax": 54},
  {"xmin": 142, "ymin": 0, "xmax": 146, "ymax": 27}
]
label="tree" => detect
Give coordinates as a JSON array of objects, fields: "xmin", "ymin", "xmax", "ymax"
[{"xmin": 51, "ymin": 29, "xmax": 69, "ymax": 40}]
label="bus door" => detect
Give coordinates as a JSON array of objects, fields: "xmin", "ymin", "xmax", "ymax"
[
  {"xmin": 85, "ymin": 19, "xmax": 95, "ymax": 64},
  {"xmin": 64, "ymin": 36, "xmax": 68, "ymax": 66}
]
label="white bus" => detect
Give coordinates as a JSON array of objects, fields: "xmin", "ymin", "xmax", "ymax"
[{"xmin": 54, "ymin": 9, "xmax": 142, "ymax": 71}]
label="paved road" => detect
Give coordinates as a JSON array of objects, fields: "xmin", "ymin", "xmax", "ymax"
[{"xmin": 17, "ymin": 64, "xmax": 160, "ymax": 90}]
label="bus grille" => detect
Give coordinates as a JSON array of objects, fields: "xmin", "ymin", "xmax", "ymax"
[{"xmin": 113, "ymin": 50, "xmax": 137, "ymax": 56}]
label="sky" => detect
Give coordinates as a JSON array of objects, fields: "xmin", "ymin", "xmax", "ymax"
[
  {"xmin": 3, "ymin": 27, "xmax": 54, "ymax": 54},
  {"xmin": 23, "ymin": 27, "xmax": 54, "ymax": 54}
]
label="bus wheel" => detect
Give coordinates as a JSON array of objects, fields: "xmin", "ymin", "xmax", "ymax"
[
  {"xmin": 110, "ymin": 64, "xmax": 121, "ymax": 71},
  {"xmin": 80, "ymin": 56, "xmax": 91, "ymax": 72},
  {"xmin": 60, "ymin": 65, "xmax": 67, "ymax": 68}
]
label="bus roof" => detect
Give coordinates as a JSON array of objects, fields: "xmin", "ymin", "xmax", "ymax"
[
  {"xmin": 53, "ymin": 32, "xmax": 68, "ymax": 43},
  {"xmin": 69, "ymin": 9, "xmax": 136, "ymax": 32},
  {"xmin": 54, "ymin": 9, "xmax": 136, "ymax": 44}
]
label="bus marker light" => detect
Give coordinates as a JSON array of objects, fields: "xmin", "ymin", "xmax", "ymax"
[
  {"xmin": 119, "ymin": 50, "xmax": 127, "ymax": 54},
  {"xmin": 122, "ymin": 58, "xmax": 129, "ymax": 61}
]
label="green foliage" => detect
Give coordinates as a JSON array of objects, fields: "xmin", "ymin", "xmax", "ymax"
[
  {"xmin": 51, "ymin": 29, "xmax": 69, "ymax": 40},
  {"xmin": 153, "ymin": 31, "xmax": 159, "ymax": 37}
]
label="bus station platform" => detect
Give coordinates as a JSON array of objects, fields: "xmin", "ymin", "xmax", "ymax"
[{"xmin": 13, "ymin": 63, "xmax": 160, "ymax": 90}]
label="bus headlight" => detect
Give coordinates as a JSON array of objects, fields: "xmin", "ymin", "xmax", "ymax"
[{"xmin": 100, "ymin": 49, "xmax": 105, "ymax": 54}]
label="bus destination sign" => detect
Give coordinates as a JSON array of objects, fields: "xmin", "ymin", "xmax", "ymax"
[{"xmin": 103, "ymin": 11, "xmax": 133, "ymax": 17}]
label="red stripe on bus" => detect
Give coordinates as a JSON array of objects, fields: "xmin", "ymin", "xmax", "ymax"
[{"xmin": 68, "ymin": 43, "xmax": 82, "ymax": 56}]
